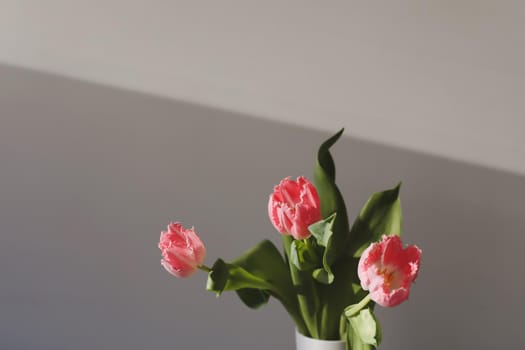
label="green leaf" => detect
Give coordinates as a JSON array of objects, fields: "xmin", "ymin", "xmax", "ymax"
[
  {"xmin": 206, "ymin": 258, "xmax": 270, "ymax": 295},
  {"xmin": 348, "ymin": 183, "xmax": 402, "ymax": 258},
  {"xmin": 206, "ymin": 240, "xmax": 308, "ymax": 334},
  {"xmin": 235, "ymin": 288, "xmax": 270, "ymax": 309},
  {"xmin": 313, "ymin": 129, "xmax": 350, "ymax": 275},
  {"xmin": 207, "ymin": 240, "xmax": 288, "ymax": 296},
  {"xmin": 290, "ymin": 239, "xmax": 319, "ymax": 271},
  {"xmin": 309, "ymin": 213, "xmax": 337, "ymax": 247},
  {"xmin": 310, "ymin": 130, "xmax": 357, "ymax": 338},
  {"xmin": 345, "ymin": 308, "xmax": 382, "ymax": 350},
  {"xmin": 309, "ymin": 213, "xmax": 337, "ymax": 284},
  {"xmin": 312, "ymin": 268, "xmax": 333, "ymax": 285}
]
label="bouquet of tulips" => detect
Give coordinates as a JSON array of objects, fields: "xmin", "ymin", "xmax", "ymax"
[{"xmin": 158, "ymin": 129, "xmax": 421, "ymax": 350}]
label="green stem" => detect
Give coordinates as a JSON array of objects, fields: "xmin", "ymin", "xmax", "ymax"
[
  {"xmin": 198, "ymin": 264, "xmax": 212, "ymax": 272},
  {"xmin": 345, "ymin": 294, "xmax": 372, "ymax": 317},
  {"xmin": 270, "ymin": 291, "xmax": 309, "ymax": 336},
  {"xmin": 283, "ymin": 236, "xmax": 321, "ymax": 338}
]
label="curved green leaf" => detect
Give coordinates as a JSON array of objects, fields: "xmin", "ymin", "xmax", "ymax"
[
  {"xmin": 235, "ymin": 288, "xmax": 270, "ymax": 309},
  {"xmin": 309, "ymin": 213, "xmax": 337, "ymax": 284},
  {"xmin": 206, "ymin": 239, "xmax": 308, "ymax": 334},
  {"xmin": 348, "ymin": 183, "xmax": 402, "ymax": 258},
  {"xmin": 207, "ymin": 240, "xmax": 288, "ymax": 295},
  {"xmin": 313, "ymin": 129, "xmax": 350, "ymax": 277},
  {"xmin": 342, "ymin": 308, "xmax": 381, "ymax": 350},
  {"xmin": 206, "ymin": 258, "xmax": 269, "ymax": 293}
]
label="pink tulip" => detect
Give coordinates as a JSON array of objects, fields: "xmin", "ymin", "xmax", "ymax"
[
  {"xmin": 268, "ymin": 176, "xmax": 322, "ymax": 240},
  {"xmin": 158, "ymin": 223, "xmax": 206, "ymax": 278},
  {"xmin": 358, "ymin": 235, "xmax": 421, "ymax": 307}
]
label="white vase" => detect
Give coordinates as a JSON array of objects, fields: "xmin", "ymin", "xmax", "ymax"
[{"xmin": 295, "ymin": 329, "xmax": 345, "ymax": 350}]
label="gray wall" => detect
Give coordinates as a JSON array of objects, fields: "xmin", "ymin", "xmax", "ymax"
[
  {"xmin": 2, "ymin": 1, "xmax": 525, "ymax": 174},
  {"xmin": 1, "ymin": 65, "xmax": 524, "ymax": 349}
]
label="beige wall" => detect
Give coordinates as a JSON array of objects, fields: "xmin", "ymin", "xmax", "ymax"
[{"xmin": 1, "ymin": 1, "xmax": 524, "ymax": 175}]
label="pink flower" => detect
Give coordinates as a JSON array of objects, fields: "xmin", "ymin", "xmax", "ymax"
[
  {"xmin": 158, "ymin": 223, "xmax": 206, "ymax": 278},
  {"xmin": 358, "ymin": 235, "xmax": 421, "ymax": 307},
  {"xmin": 268, "ymin": 176, "xmax": 322, "ymax": 240}
]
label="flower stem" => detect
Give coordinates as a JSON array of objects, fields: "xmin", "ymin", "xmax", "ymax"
[
  {"xmin": 198, "ymin": 264, "xmax": 212, "ymax": 273},
  {"xmin": 356, "ymin": 294, "xmax": 372, "ymax": 309},
  {"xmin": 282, "ymin": 236, "xmax": 320, "ymax": 338},
  {"xmin": 345, "ymin": 294, "xmax": 372, "ymax": 317}
]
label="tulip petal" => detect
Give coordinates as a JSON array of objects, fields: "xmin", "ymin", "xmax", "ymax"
[
  {"xmin": 358, "ymin": 235, "xmax": 421, "ymax": 307},
  {"xmin": 161, "ymin": 253, "xmax": 196, "ymax": 278},
  {"xmin": 268, "ymin": 176, "xmax": 322, "ymax": 240},
  {"xmin": 158, "ymin": 223, "xmax": 206, "ymax": 278}
]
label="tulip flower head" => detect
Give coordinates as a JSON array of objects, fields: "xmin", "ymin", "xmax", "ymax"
[
  {"xmin": 268, "ymin": 176, "xmax": 322, "ymax": 240},
  {"xmin": 358, "ymin": 235, "xmax": 421, "ymax": 307},
  {"xmin": 158, "ymin": 222, "xmax": 206, "ymax": 278}
]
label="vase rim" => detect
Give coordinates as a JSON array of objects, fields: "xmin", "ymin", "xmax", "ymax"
[{"xmin": 295, "ymin": 328, "xmax": 345, "ymax": 344}]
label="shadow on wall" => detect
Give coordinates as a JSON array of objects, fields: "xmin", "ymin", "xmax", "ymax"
[{"xmin": 0, "ymin": 64, "xmax": 524, "ymax": 350}]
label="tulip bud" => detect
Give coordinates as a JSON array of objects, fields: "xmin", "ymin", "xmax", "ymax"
[
  {"xmin": 158, "ymin": 223, "xmax": 206, "ymax": 278},
  {"xmin": 268, "ymin": 176, "xmax": 322, "ymax": 240},
  {"xmin": 358, "ymin": 235, "xmax": 421, "ymax": 307}
]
